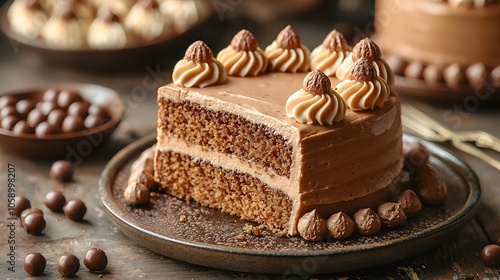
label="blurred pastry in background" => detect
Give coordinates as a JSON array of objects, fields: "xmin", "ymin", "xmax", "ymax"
[
  {"xmin": 124, "ymin": 0, "xmax": 168, "ymax": 41},
  {"xmin": 41, "ymin": 3, "xmax": 85, "ymax": 49},
  {"xmin": 87, "ymin": 7, "xmax": 126, "ymax": 49},
  {"xmin": 159, "ymin": 0, "xmax": 210, "ymax": 32},
  {"xmin": 5, "ymin": 0, "xmax": 212, "ymax": 50},
  {"xmin": 7, "ymin": 0, "xmax": 48, "ymax": 39}
]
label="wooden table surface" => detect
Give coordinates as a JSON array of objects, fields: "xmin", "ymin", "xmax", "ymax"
[{"xmin": 1, "ymin": 2, "xmax": 500, "ymax": 279}]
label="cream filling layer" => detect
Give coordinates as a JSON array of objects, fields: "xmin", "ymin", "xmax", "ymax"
[{"xmin": 156, "ymin": 132, "xmax": 291, "ymax": 193}]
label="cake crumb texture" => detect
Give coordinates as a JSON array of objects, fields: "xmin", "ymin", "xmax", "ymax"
[
  {"xmin": 155, "ymin": 150, "xmax": 292, "ymax": 232},
  {"xmin": 157, "ymin": 98, "xmax": 292, "ymax": 178}
]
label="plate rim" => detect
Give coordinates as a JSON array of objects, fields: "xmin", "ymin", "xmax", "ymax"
[{"xmin": 98, "ymin": 132, "xmax": 481, "ymax": 272}]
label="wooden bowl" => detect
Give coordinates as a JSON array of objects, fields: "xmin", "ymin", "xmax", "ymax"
[{"xmin": 0, "ymin": 83, "xmax": 125, "ymax": 160}]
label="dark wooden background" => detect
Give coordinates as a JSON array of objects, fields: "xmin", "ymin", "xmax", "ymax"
[{"xmin": 1, "ymin": 1, "xmax": 499, "ymax": 279}]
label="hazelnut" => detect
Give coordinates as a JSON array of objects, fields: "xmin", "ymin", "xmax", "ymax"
[
  {"xmin": 352, "ymin": 38, "xmax": 381, "ymax": 62},
  {"xmin": 276, "ymin": 25, "xmax": 302, "ymax": 49},
  {"xmin": 297, "ymin": 209, "xmax": 327, "ymax": 241},
  {"xmin": 348, "ymin": 57, "xmax": 377, "ymax": 83},
  {"xmin": 185, "ymin": 40, "xmax": 213, "ymax": 63},
  {"xmin": 303, "ymin": 70, "xmax": 331, "ymax": 95},
  {"xmin": 124, "ymin": 182, "xmax": 150, "ymax": 205},
  {"xmin": 231, "ymin": 29, "xmax": 259, "ymax": 51},
  {"xmin": 321, "ymin": 29, "xmax": 350, "ymax": 52}
]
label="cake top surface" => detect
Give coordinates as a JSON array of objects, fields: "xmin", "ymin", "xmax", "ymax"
[{"xmin": 163, "ymin": 27, "xmax": 398, "ymax": 136}]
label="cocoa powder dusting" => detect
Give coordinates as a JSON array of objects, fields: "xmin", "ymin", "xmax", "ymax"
[
  {"xmin": 276, "ymin": 25, "xmax": 302, "ymax": 49},
  {"xmin": 303, "ymin": 70, "xmax": 331, "ymax": 95},
  {"xmin": 348, "ymin": 58, "xmax": 377, "ymax": 82},
  {"xmin": 185, "ymin": 41, "xmax": 214, "ymax": 63},
  {"xmin": 322, "ymin": 30, "xmax": 350, "ymax": 52},
  {"xmin": 231, "ymin": 29, "xmax": 259, "ymax": 51}
]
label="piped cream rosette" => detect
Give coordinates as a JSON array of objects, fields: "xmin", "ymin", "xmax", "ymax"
[
  {"xmin": 335, "ymin": 57, "xmax": 390, "ymax": 111},
  {"xmin": 265, "ymin": 25, "xmax": 310, "ymax": 73},
  {"xmin": 172, "ymin": 40, "xmax": 227, "ymax": 88},
  {"xmin": 217, "ymin": 29, "xmax": 268, "ymax": 77},
  {"xmin": 310, "ymin": 29, "xmax": 351, "ymax": 77},
  {"xmin": 286, "ymin": 70, "xmax": 346, "ymax": 125},
  {"xmin": 336, "ymin": 38, "xmax": 394, "ymax": 86}
]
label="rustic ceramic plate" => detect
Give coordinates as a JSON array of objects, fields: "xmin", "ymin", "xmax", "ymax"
[{"xmin": 99, "ymin": 133, "xmax": 481, "ymax": 274}]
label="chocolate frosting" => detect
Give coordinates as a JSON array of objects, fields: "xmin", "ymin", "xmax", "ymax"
[{"xmin": 158, "ymin": 72, "xmax": 403, "ymax": 236}]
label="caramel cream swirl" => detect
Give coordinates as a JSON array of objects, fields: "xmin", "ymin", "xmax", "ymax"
[
  {"xmin": 335, "ymin": 54, "xmax": 355, "ymax": 81},
  {"xmin": 286, "ymin": 70, "xmax": 346, "ymax": 125},
  {"xmin": 217, "ymin": 29, "xmax": 268, "ymax": 77},
  {"xmin": 310, "ymin": 48, "xmax": 350, "ymax": 77},
  {"xmin": 373, "ymin": 59, "xmax": 394, "ymax": 86},
  {"xmin": 335, "ymin": 78, "xmax": 389, "ymax": 111},
  {"xmin": 217, "ymin": 48, "xmax": 268, "ymax": 77},
  {"xmin": 335, "ymin": 58, "xmax": 390, "ymax": 111},
  {"xmin": 310, "ymin": 29, "xmax": 351, "ymax": 77},
  {"xmin": 172, "ymin": 41, "xmax": 227, "ymax": 88},
  {"xmin": 265, "ymin": 25, "xmax": 310, "ymax": 73}
]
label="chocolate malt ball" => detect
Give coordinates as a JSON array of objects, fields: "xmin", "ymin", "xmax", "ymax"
[
  {"xmin": 57, "ymin": 90, "xmax": 83, "ymax": 109},
  {"xmin": 43, "ymin": 88, "xmax": 60, "ymax": 102},
  {"xmin": 24, "ymin": 213, "xmax": 46, "ymax": 235},
  {"xmin": 83, "ymin": 248, "xmax": 108, "ymax": 272},
  {"xmin": 0, "ymin": 95, "xmax": 17, "ymax": 108},
  {"xmin": 47, "ymin": 108, "xmax": 67, "ymax": 127},
  {"xmin": 57, "ymin": 254, "xmax": 80, "ymax": 277},
  {"xmin": 21, "ymin": 208, "xmax": 43, "ymax": 226},
  {"xmin": 67, "ymin": 101, "xmax": 90, "ymax": 117},
  {"xmin": 44, "ymin": 191, "xmax": 66, "ymax": 213},
  {"xmin": 24, "ymin": 252, "xmax": 46, "ymax": 276},
  {"xmin": 13, "ymin": 120, "xmax": 35, "ymax": 135},
  {"xmin": 35, "ymin": 121, "xmax": 60, "ymax": 137},
  {"xmin": 14, "ymin": 196, "xmax": 31, "ymax": 217},
  {"xmin": 61, "ymin": 115, "xmax": 85, "ymax": 133},
  {"xmin": 50, "ymin": 160, "xmax": 73, "ymax": 182},
  {"xmin": 1, "ymin": 115, "xmax": 19, "ymax": 130},
  {"xmin": 15, "ymin": 99, "xmax": 36, "ymax": 118},
  {"xmin": 64, "ymin": 199, "xmax": 87, "ymax": 221},
  {"xmin": 26, "ymin": 108, "xmax": 47, "ymax": 128},
  {"xmin": 482, "ymin": 244, "xmax": 500, "ymax": 267}
]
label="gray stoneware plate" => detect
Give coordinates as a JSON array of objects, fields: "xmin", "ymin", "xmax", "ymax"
[{"xmin": 98, "ymin": 133, "xmax": 481, "ymax": 274}]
